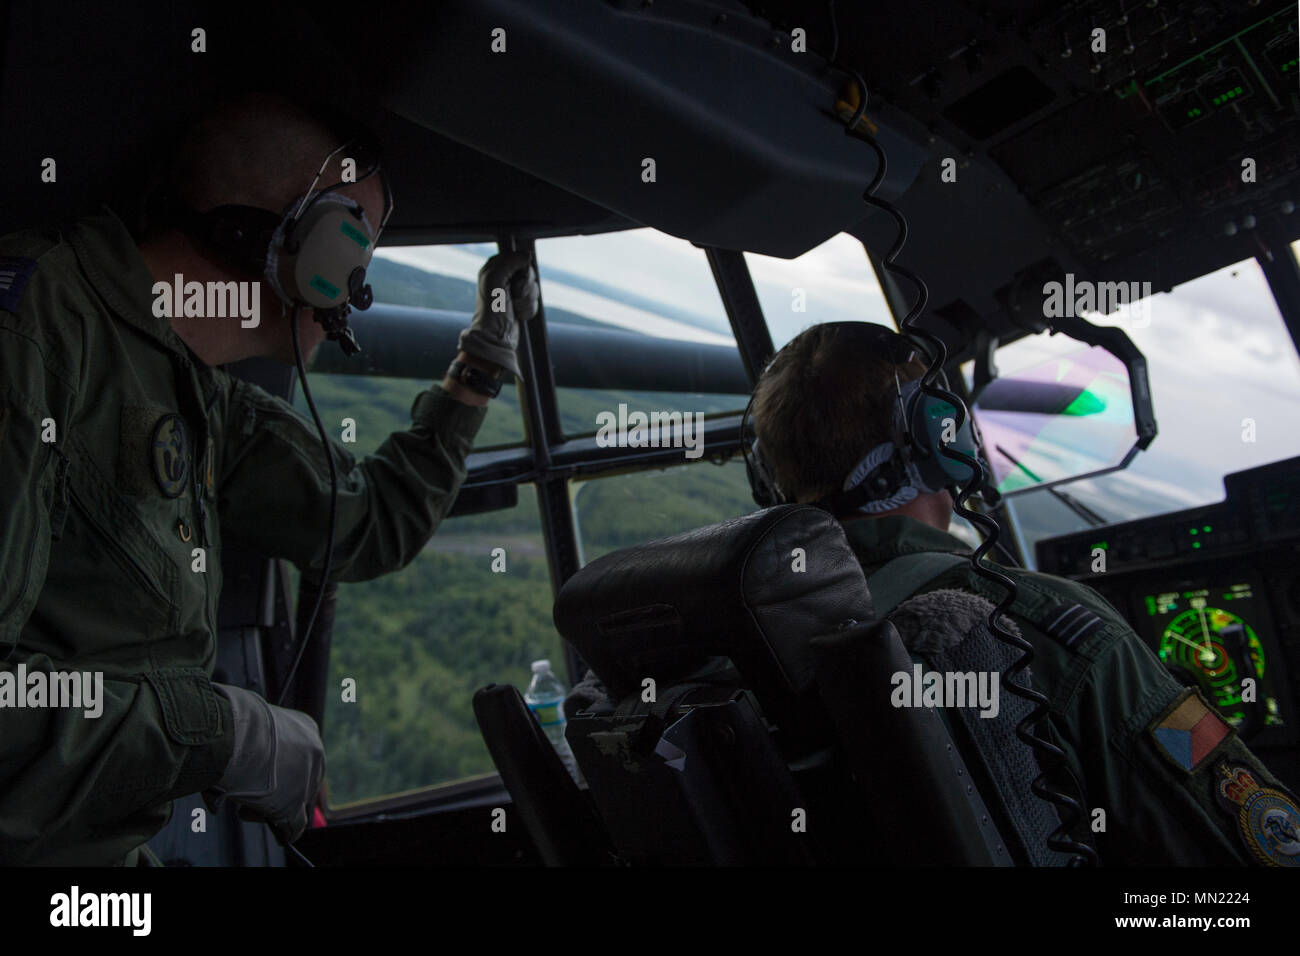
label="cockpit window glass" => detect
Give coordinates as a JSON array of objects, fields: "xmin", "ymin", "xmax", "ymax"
[
  {"xmin": 745, "ymin": 233, "xmax": 896, "ymax": 351},
  {"xmin": 535, "ymin": 230, "xmax": 750, "ymax": 440},
  {"xmin": 291, "ymin": 367, "xmax": 558, "ymax": 807},
  {"xmin": 989, "ymin": 258, "xmax": 1300, "ymax": 564},
  {"xmin": 573, "ymin": 459, "xmax": 755, "ymax": 566},
  {"xmin": 342, "ymin": 245, "xmax": 526, "ymax": 447},
  {"xmin": 282, "ymin": 476, "xmax": 559, "ymax": 809}
]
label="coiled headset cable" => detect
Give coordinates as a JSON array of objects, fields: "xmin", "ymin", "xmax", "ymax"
[{"xmin": 830, "ymin": 57, "xmax": 1096, "ymax": 864}]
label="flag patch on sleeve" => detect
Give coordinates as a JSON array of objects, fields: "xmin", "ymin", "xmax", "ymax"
[
  {"xmin": 1149, "ymin": 690, "xmax": 1231, "ymax": 773},
  {"xmin": 0, "ymin": 257, "xmax": 37, "ymax": 312}
]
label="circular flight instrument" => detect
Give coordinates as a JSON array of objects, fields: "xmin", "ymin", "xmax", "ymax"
[{"xmin": 1158, "ymin": 604, "xmax": 1265, "ymax": 725}]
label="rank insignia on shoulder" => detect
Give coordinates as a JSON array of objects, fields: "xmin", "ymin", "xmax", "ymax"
[
  {"xmin": 1149, "ymin": 689, "xmax": 1231, "ymax": 773},
  {"xmin": 151, "ymin": 414, "xmax": 189, "ymax": 498},
  {"xmin": 0, "ymin": 256, "xmax": 38, "ymax": 312},
  {"xmin": 1040, "ymin": 601, "xmax": 1105, "ymax": 651},
  {"xmin": 1213, "ymin": 762, "xmax": 1300, "ymax": 867}
]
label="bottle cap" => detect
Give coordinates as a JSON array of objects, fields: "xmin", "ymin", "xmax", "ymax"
[{"xmin": 531, "ymin": 659, "xmax": 550, "ymax": 673}]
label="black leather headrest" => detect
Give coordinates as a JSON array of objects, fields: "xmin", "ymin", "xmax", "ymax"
[{"xmin": 553, "ymin": 505, "xmax": 873, "ymax": 701}]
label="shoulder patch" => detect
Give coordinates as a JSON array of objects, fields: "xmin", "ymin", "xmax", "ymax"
[
  {"xmin": 1213, "ymin": 762, "xmax": 1300, "ymax": 867},
  {"xmin": 1149, "ymin": 689, "xmax": 1231, "ymax": 773},
  {"xmin": 1039, "ymin": 601, "xmax": 1106, "ymax": 651},
  {"xmin": 0, "ymin": 257, "xmax": 38, "ymax": 312}
]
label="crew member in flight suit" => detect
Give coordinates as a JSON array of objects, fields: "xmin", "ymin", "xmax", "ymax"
[
  {"xmin": 750, "ymin": 321, "xmax": 1300, "ymax": 866},
  {"xmin": 0, "ymin": 93, "xmax": 539, "ymax": 865}
]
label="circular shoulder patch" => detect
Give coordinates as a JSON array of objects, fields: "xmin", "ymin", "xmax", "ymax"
[
  {"xmin": 151, "ymin": 414, "xmax": 189, "ymax": 498},
  {"xmin": 1214, "ymin": 762, "xmax": 1300, "ymax": 867}
]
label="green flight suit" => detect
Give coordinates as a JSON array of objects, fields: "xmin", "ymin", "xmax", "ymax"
[
  {"xmin": 843, "ymin": 514, "xmax": 1300, "ymax": 867},
  {"xmin": 0, "ymin": 208, "xmax": 486, "ymax": 865}
]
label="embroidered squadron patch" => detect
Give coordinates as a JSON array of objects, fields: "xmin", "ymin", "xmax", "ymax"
[
  {"xmin": 1149, "ymin": 690, "xmax": 1230, "ymax": 773},
  {"xmin": 1214, "ymin": 762, "xmax": 1300, "ymax": 867},
  {"xmin": 151, "ymin": 414, "xmax": 189, "ymax": 498}
]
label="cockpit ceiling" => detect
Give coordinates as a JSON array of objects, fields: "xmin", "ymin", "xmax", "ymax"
[
  {"xmin": 366, "ymin": 112, "xmax": 639, "ymax": 245},
  {"xmin": 758, "ymin": 0, "xmax": 1300, "ymax": 304},
  {"xmin": 326, "ymin": 0, "xmax": 1300, "ymax": 297}
]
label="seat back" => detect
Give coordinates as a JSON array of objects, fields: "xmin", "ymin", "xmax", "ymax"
[
  {"xmin": 555, "ymin": 505, "xmax": 869, "ymax": 754},
  {"xmin": 553, "ymin": 505, "xmax": 1020, "ymax": 865}
]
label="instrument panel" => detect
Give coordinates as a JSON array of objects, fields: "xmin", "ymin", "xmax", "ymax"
[
  {"xmin": 1139, "ymin": 578, "xmax": 1283, "ymax": 732},
  {"xmin": 1037, "ymin": 457, "xmax": 1300, "ymax": 774}
]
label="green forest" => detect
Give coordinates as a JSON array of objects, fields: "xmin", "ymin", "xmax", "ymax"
[{"xmin": 297, "ymin": 257, "xmax": 757, "ymax": 806}]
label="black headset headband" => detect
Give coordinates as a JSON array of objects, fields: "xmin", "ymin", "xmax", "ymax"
[{"xmin": 165, "ymin": 201, "xmax": 284, "ymax": 277}]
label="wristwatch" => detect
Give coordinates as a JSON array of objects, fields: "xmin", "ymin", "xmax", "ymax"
[{"xmin": 447, "ymin": 359, "xmax": 504, "ymax": 398}]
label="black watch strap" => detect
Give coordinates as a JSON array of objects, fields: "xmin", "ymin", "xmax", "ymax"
[{"xmin": 448, "ymin": 359, "xmax": 503, "ymax": 398}]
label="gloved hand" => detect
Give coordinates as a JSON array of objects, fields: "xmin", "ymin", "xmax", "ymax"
[
  {"xmin": 204, "ymin": 683, "xmax": 325, "ymax": 846},
  {"xmin": 458, "ymin": 250, "xmax": 540, "ymax": 379}
]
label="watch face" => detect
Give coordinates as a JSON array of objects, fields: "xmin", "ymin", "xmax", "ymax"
[
  {"xmin": 471, "ymin": 366, "xmax": 502, "ymax": 396},
  {"xmin": 452, "ymin": 361, "xmax": 501, "ymax": 397}
]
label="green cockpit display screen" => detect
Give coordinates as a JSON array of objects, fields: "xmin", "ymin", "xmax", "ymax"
[{"xmin": 1139, "ymin": 579, "xmax": 1283, "ymax": 730}]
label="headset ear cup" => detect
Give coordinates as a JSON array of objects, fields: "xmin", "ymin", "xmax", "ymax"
[
  {"xmin": 897, "ymin": 378, "xmax": 951, "ymax": 493},
  {"xmin": 967, "ymin": 414, "xmax": 1002, "ymax": 504},
  {"xmin": 274, "ymin": 195, "xmax": 375, "ymax": 309},
  {"xmin": 911, "ymin": 388, "xmax": 983, "ymax": 490}
]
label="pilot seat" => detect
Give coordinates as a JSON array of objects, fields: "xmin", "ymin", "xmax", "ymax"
[{"xmin": 474, "ymin": 504, "xmax": 1067, "ymax": 866}]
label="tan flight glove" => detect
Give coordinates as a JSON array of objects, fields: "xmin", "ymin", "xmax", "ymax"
[
  {"xmin": 457, "ymin": 250, "xmax": 541, "ymax": 378},
  {"xmin": 205, "ymin": 683, "xmax": 326, "ymax": 846}
]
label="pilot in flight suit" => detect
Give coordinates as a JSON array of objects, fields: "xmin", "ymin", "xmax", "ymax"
[
  {"xmin": 0, "ymin": 190, "xmax": 537, "ymax": 864},
  {"xmin": 753, "ymin": 321, "xmax": 1300, "ymax": 867}
]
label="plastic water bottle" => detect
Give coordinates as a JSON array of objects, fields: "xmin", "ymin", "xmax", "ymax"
[{"xmin": 524, "ymin": 659, "xmax": 584, "ymax": 785}]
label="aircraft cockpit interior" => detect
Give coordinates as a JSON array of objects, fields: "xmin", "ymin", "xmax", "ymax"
[{"xmin": 3, "ymin": 0, "xmax": 1300, "ymax": 904}]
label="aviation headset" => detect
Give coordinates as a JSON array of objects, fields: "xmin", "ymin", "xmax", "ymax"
[
  {"xmin": 742, "ymin": 322, "xmax": 1001, "ymax": 516},
  {"xmin": 157, "ymin": 111, "xmax": 394, "ymax": 355}
]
